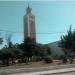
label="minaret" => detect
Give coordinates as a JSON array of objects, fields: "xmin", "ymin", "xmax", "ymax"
[{"xmin": 24, "ymin": 5, "xmax": 36, "ymax": 41}]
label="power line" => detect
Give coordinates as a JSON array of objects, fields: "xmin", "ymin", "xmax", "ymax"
[
  {"xmin": 0, "ymin": 30, "xmax": 23, "ymax": 33},
  {"xmin": 0, "ymin": 29, "xmax": 67, "ymax": 34}
]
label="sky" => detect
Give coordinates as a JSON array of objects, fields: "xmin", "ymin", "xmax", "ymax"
[{"xmin": 0, "ymin": 1, "xmax": 75, "ymax": 47}]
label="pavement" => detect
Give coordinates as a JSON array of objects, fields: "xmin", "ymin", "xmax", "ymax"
[
  {"xmin": 11, "ymin": 67, "xmax": 75, "ymax": 75},
  {"xmin": 1, "ymin": 64, "xmax": 75, "ymax": 75},
  {"xmin": 54, "ymin": 72, "xmax": 75, "ymax": 75}
]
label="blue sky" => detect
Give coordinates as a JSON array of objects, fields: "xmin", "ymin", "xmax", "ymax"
[{"xmin": 0, "ymin": 1, "xmax": 75, "ymax": 47}]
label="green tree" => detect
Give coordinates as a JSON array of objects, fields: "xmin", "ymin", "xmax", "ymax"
[
  {"xmin": 0, "ymin": 49, "xmax": 11, "ymax": 66},
  {"xmin": 17, "ymin": 37, "xmax": 36, "ymax": 62},
  {"xmin": 43, "ymin": 45, "xmax": 51, "ymax": 55},
  {"xmin": 59, "ymin": 26, "xmax": 74, "ymax": 63},
  {"xmin": 24, "ymin": 37, "xmax": 36, "ymax": 62},
  {"xmin": 34, "ymin": 44, "xmax": 51, "ymax": 61},
  {"xmin": 17, "ymin": 37, "xmax": 51, "ymax": 62},
  {"xmin": 0, "ymin": 37, "xmax": 3, "ymax": 45},
  {"xmin": 59, "ymin": 26, "xmax": 72, "ymax": 55},
  {"xmin": 0, "ymin": 48, "xmax": 23, "ymax": 66}
]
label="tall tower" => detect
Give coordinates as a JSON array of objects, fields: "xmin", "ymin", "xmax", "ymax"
[{"xmin": 24, "ymin": 5, "xmax": 36, "ymax": 41}]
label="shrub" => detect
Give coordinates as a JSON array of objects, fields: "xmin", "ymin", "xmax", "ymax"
[{"xmin": 44, "ymin": 56, "xmax": 53, "ymax": 63}]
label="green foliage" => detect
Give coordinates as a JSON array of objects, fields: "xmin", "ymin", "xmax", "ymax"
[
  {"xmin": 0, "ymin": 37, "xmax": 3, "ymax": 45},
  {"xmin": 43, "ymin": 45, "xmax": 51, "ymax": 55},
  {"xmin": 24, "ymin": 37, "xmax": 36, "ymax": 57},
  {"xmin": 44, "ymin": 56, "xmax": 53, "ymax": 63},
  {"xmin": 59, "ymin": 26, "xmax": 75, "ymax": 63},
  {"xmin": 17, "ymin": 37, "xmax": 51, "ymax": 58},
  {"xmin": 59, "ymin": 55, "xmax": 67, "ymax": 64},
  {"xmin": 0, "ymin": 48, "xmax": 24, "ymax": 65},
  {"xmin": 59, "ymin": 26, "xmax": 74, "ymax": 56},
  {"xmin": 59, "ymin": 26, "xmax": 72, "ymax": 50},
  {"xmin": 0, "ymin": 37, "xmax": 52, "ymax": 66}
]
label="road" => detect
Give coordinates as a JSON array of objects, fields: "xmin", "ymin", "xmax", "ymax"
[
  {"xmin": 1, "ymin": 64, "xmax": 75, "ymax": 75},
  {"xmin": 0, "ymin": 67, "xmax": 74, "ymax": 75},
  {"xmin": 1, "ymin": 72, "xmax": 75, "ymax": 75},
  {"xmin": 3, "ymin": 71, "xmax": 75, "ymax": 75},
  {"xmin": 54, "ymin": 72, "xmax": 75, "ymax": 75}
]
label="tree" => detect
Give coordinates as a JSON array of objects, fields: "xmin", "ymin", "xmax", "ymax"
[
  {"xmin": 0, "ymin": 37, "xmax": 3, "ymax": 45},
  {"xmin": 0, "ymin": 49, "xmax": 11, "ymax": 66},
  {"xmin": 17, "ymin": 37, "xmax": 36, "ymax": 62},
  {"xmin": 10, "ymin": 48, "xmax": 24, "ymax": 63},
  {"xmin": 17, "ymin": 37, "xmax": 51, "ymax": 62},
  {"xmin": 33, "ymin": 44, "xmax": 51, "ymax": 61},
  {"xmin": 0, "ymin": 48, "xmax": 24, "ymax": 65},
  {"xmin": 59, "ymin": 26, "xmax": 72, "ymax": 55},
  {"xmin": 5, "ymin": 32, "xmax": 13, "ymax": 48},
  {"xmin": 59, "ymin": 26, "xmax": 75, "ymax": 63},
  {"xmin": 71, "ymin": 30, "xmax": 75, "ymax": 51},
  {"xmin": 43, "ymin": 45, "xmax": 51, "ymax": 55},
  {"xmin": 0, "ymin": 33, "xmax": 3, "ymax": 45},
  {"xmin": 24, "ymin": 37, "xmax": 36, "ymax": 62}
]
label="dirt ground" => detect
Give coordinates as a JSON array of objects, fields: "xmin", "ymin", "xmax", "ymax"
[{"xmin": 0, "ymin": 60, "xmax": 75, "ymax": 70}]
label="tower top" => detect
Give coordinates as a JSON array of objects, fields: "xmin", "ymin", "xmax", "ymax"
[{"xmin": 26, "ymin": 4, "xmax": 32, "ymax": 15}]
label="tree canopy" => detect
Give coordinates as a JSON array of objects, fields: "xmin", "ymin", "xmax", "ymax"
[{"xmin": 59, "ymin": 26, "xmax": 75, "ymax": 57}]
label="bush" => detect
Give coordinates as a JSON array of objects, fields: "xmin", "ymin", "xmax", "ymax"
[{"xmin": 44, "ymin": 56, "xmax": 53, "ymax": 63}]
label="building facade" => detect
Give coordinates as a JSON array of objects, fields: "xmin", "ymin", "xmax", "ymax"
[{"xmin": 24, "ymin": 5, "xmax": 36, "ymax": 41}]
